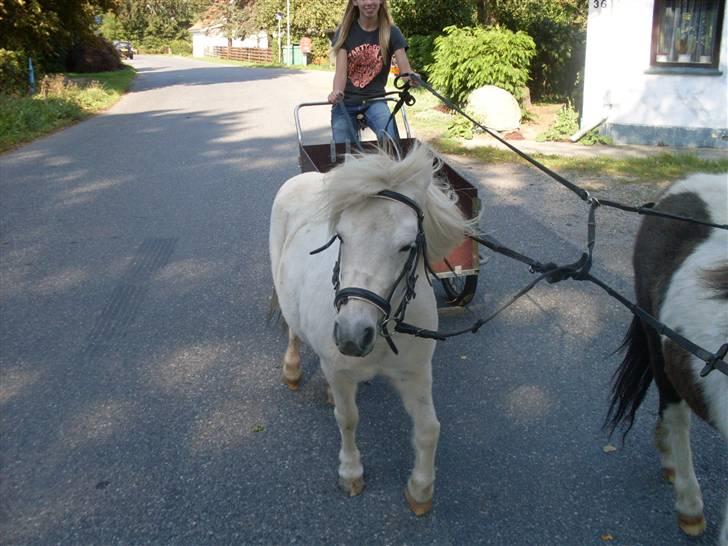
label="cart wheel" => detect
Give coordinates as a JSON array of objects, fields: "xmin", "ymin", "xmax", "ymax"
[{"xmin": 440, "ymin": 274, "xmax": 478, "ymax": 306}]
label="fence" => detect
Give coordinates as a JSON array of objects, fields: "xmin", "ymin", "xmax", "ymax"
[{"xmin": 210, "ymin": 46, "xmax": 273, "ymax": 64}]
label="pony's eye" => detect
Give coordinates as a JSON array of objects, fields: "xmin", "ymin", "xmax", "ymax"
[{"xmin": 399, "ymin": 243, "xmax": 415, "ymax": 252}]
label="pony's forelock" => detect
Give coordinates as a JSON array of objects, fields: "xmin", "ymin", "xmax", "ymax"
[{"xmin": 317, "ymin": 144, "xmax": 477, "ymax": 261}]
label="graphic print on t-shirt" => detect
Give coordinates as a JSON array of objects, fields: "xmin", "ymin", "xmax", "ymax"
[{"xmin": 348, "ymin": 43, "xmax": 383, "ymax": 88}]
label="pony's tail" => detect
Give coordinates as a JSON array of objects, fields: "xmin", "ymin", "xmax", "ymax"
[{"xmin": 604, "ymin": 316, "xmax": 654, "ymax": 439}]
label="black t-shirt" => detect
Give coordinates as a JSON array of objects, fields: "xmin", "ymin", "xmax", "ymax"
[{"xmin": 334, "ymin": 21, "xmax": 407, "ymax": 103}]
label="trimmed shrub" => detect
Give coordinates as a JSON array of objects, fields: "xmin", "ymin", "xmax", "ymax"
[
  {"xmin": 427, "ymin": 26, "xmax": 535, "ymax": 107},
  {"xmin": 66, "ymin": 36, "xmax": 123, "ymax": 73},
  {"xmin": 0, "ymin": 49, "xmax": 29, "ymax": 95}
]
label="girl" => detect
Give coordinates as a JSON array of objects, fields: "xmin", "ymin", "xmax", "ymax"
[{"xmin": 328, "ymin": 0, "xmax": 417, "ymax": 144}]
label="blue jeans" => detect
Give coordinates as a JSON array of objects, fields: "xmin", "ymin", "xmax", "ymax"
[{"xmin": 331, "ymin": 100, "xmax": 400, "ymax": 144}]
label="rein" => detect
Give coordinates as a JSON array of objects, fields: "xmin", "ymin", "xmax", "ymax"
[
  {"xmin": 319, "ymin": 78, "xmax": 727, "ymax": 376},
  {"xmin": 390, "ymin": 73, "xmax": 727, "ymax": 377}
]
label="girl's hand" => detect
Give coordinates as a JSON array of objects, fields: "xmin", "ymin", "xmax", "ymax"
[
  {"xmin": 328, "ymin": 90, "xmax": 344, "ymax": 104},
  {"xmin": 405, "ymin": 72, "xmax": 420, "ymax": 87}
]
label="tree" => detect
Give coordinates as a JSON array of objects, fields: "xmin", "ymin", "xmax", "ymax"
[
  {"xmin": 203, "ymin": 0, "xmax": 254, "ymax": 53},
  {"xmin": 294, "ymin": 0, "xmax": 345, "ymax": 35},
  {"xmin": 475, "ymin": 0, "xmax": 492, "ymax": 25},
  {"xmin": 99, "ymin": 12, "xmax": 126, "ymax": 41},
  {"xmin": 487, "ymin": 0, "xmax": 587, "ymax": 100},
  {"xmin": 1, "ymin": 0, "xmax": 119, "ymax": 71},
  {"xmin": 252, "ymin": 0, "xmax": 344, "ymax": 37},
  {"xmin": 389, "ymin": 0, "xmax": 475, "ymax": 37},
  {"xmin": 110, "ymin": 0, "xmax": 209, "ymax": 45}
]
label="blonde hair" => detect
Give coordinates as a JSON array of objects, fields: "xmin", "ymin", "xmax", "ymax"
[{"xmin": 330, "ymin": 0, "xmax": 394, "ymax": 62}]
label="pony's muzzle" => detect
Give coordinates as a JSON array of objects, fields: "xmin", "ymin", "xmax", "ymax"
[{"xmin": 333, "ymin": 317, "xmax": 376, "ymax": 357}]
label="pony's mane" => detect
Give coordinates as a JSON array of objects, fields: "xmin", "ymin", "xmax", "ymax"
[{"xmin": 319, "ymin": 144, "xmax": 478, "ymax": 261}]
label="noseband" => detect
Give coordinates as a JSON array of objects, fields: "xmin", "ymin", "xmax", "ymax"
[{"xmin": 310, "ymin": 190, "xmax": 434, "ymax": 354}]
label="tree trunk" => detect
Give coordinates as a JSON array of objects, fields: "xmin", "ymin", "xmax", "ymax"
[
  {"xmin": 476, "ymin": 0, "xmax": 489, "ymax": 25},
  {"xmin": 227, "ymin": 36, "xmax": 232, "ymax": 58}
]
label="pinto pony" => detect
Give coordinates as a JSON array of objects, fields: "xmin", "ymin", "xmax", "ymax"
[
  {"xmin": 606, "ymin": 173, "xmax": 727, "ymax": 544},
  {"xmin": 269, "ymin": 144, "xmax": 474, "ymax": 514}
]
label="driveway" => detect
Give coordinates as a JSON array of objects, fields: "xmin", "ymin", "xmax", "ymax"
[{"xmin": 1, "ymin": 55, "xmax": 725, "ymax": 545}]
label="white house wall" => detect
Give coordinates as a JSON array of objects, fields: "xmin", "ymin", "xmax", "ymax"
[{"xmin": 582, "ymin": 0, "xmax": 728, "ymax": 147}]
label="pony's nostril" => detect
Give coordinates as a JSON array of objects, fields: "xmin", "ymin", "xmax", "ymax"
[
  {"xmin": 333, "ymin": 322, "xmax": 340, "ymax": 342},
  {"xmin": 362, "ymin": 326, "xmax": 375, "ymax": 348}
]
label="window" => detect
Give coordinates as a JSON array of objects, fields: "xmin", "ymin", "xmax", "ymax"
[{"xmin": 651, "ymin": 0, "xmax": 725, "ymax": 67}]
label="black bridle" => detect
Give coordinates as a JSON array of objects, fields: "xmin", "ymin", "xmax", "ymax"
[{"xmin": 310, "ymin": 190, "xmax": 434, "ymax": 355}]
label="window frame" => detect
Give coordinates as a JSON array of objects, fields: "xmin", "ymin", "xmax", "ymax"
[{"xmin": 650, "ymin": 0, "xmax": 725, "ymax": 69}]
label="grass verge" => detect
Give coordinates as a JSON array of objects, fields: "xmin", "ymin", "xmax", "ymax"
[
  {"xmin": 432, "ymin": 138, "xmax": 728, "ymax": 183},
  {"xmin": 0, "ymin": 66, "xmax": 136, "ymax": 153},
  {"xmin": 197, "ymin": 55, "xmax": 333, "ymax": 71},
  {"xmin": 404, "ymin": 88, "xmax": 728, "ymax": 183}
]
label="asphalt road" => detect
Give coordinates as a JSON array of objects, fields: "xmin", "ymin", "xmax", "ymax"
[{"xmin": 1, "ymin": 55, "xmax": 725, "ymax": 545}]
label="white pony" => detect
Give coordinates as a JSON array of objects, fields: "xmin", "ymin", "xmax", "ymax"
[{"xmin": 269, "ymin": 144, "xmax": 474, "ymax": 515}]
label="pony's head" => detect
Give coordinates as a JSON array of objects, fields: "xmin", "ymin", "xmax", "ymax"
[{"xmin": 317, "ymin": 144, "xmax": 477, "ymax": 356}]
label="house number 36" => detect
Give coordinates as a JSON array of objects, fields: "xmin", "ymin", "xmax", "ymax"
[{"xmin": 593, "ymin": 0, "xmax": 608, "ymax": 6}]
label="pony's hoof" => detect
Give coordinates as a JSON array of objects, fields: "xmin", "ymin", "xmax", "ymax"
[
  {"xmin": 405, "ymin": 487, "xmax": 433, "ymax": 516},
  {"xmin": 678, "ymin": 513, "xmax": 706, "ymax": 536},
  {"xmin": 282, "ymin": 374, "xmax": 300, "ymax": 390},
  {"xmin": 339, "ymin": 476, "xmax": 365, "ymax": 497},
  {"xmin": 662, "ymin": 467, "xmax": 675, "ymax": 483}
]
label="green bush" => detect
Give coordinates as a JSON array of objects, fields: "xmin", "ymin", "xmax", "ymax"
[
  {"xmin": 407, "ymin": 34, "xmax": 437, "ymax": 78},
  {"xmin": 66, "ymin": 36, "xmax": 123, "ymax": 73},
  {"xmin": 310, "ymin": 36, "xmax": 331, "ymax": 65},
  {"xmin": 0, "ymin": 49, "xmax": 30, "ymax": 95},
  {"xmin": 490, "ymin": 0, "xmax": 587, "ymax": 101},
  {"xmin": 169, "ymin": 39, "xmax": 192, "ymax": 55},
  {"xmin": 427, "ymin": 26, "xmax": 535, "ymax": 107},
  {"xmin": 138, "ymin": 38, "xmax": 164, "ymax": 54}
]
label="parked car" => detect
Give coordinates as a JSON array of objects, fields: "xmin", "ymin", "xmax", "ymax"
[{"xmin": 113, "ymin": 40, "xmax": 135, "ymax": 60}]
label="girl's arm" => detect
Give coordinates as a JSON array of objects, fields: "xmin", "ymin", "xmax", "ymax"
[
  {"xmin": 328, "ymin": 49, "xmax": 348, "ymax": 103},
  {"xmin": 393, "ymin": 48, "xmax": 418, "ymax": 86}
]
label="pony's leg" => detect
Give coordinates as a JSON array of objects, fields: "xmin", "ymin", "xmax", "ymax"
[
  {"xmin": 282, "ymin": 328, "xmax": 302, "ymax": 390},
  {"xmin": 655, "ymin": 416, "xmax": 675, "ymax": 482},
  {"xmin": 391, "ymin": 372, "xmax": 440, "ymax": 516},
  {"xmin": 326, "ymin": 371, "xmax": 364, "ymax": 496},
  {"xmin": 660, "ymin": 401, "xmax": 705, "ymax": 536},
  {"xmin": 651, "ymin": 335, "xmax": 679, "ymax": 483}
]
